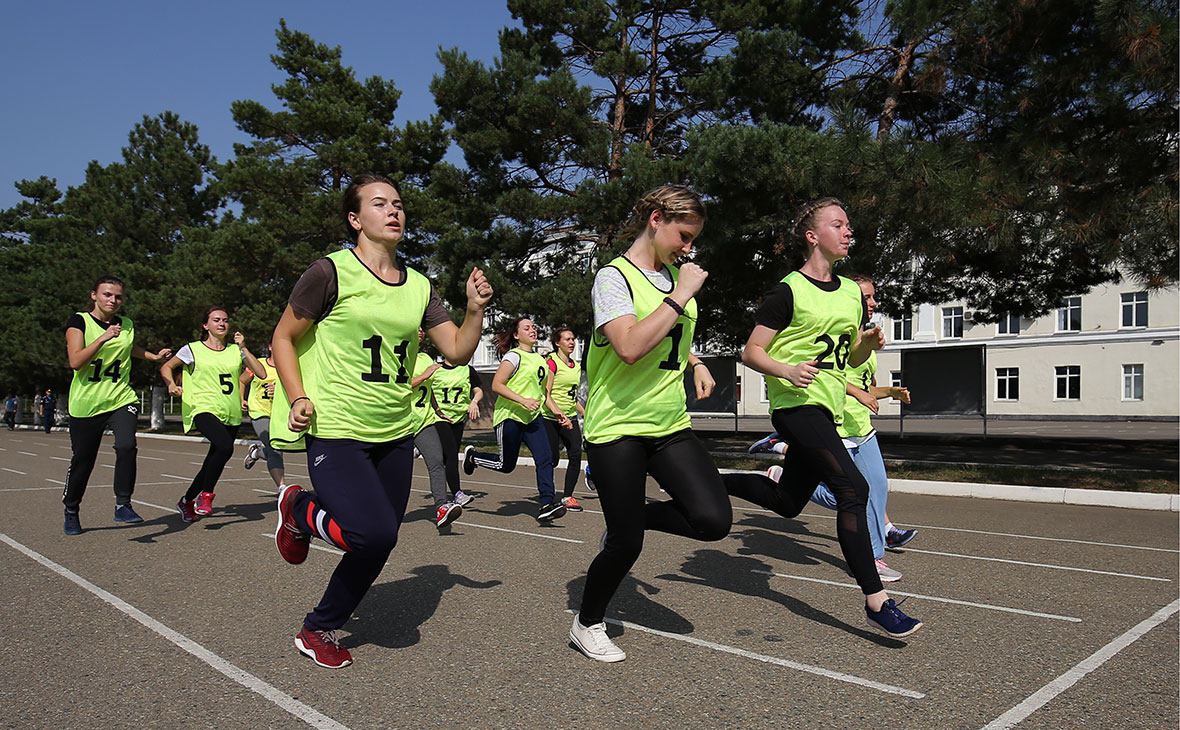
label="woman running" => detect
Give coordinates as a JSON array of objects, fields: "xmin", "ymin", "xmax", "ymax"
[
  {"xmin": 269, "ymin": 173, "xmax": 492, "ymax": 669},
  {"xmin": 570, "ymin": 185, "xmax": 731, "ymax": 663},
  {"xmin": 240, "ymin": 346, "xmax": 286, "ymax": 492},
  {"xmin": 61, "ymin": 275, "xmax": 172, "ymax": 535},
  {"xmin": 408, "ymin": 331, "xmax": 463, "ymax": 530},
  {"xmin": 160, "ymin": 306, "xmax": 267, "ymax": 521},
  {"xmin": 427, "ymin": 356, "xmax": 483, "ymax": 509},
  {"xmin": 462, "ymin": 317, "xmax": 567, "ymax": 522},
  {"xmin": 543, "ymin": 327, "xmax": 585, "ymax": 512},
  {"xmin": 724, "ymin": 198, "xmax": 922, "ymax": 638}
]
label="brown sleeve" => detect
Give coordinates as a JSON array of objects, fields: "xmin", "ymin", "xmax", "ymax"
[
  {"xmin": 287, "ymin": 259, "xmax": 338, "ymax": 322},
  {"xmin": 421, "ymin": 286, "xmax": 452, "ymax": 330}
]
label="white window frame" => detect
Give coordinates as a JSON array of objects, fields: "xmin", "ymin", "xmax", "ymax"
[
  {"xmin": 760, "ymin": 376, "xmax": 769, "ymax": 403},
  {"xmin": 1056, "ymin": 296, "xmax": 1082, "ymax": 332},
  {"xmin": 1054, "ymin": 365, "xmax": 1081, "ymax": 401},
  {"xmin": 1120, "ymin": 292, "xmax": 1148, "ymax": 329},
  {"xmin": 996, "ymin": 313, "xmax": 1020, "ymax": 336},
  {"xmin": 892, "ymin": 313, "xmax": 913, "ymax": 342},
  {"xmin": 890, "ymin": 371, "xmax": 902, "ymax": 388},
  {"xmin": 995, "ymin": 367, "xmax": 1019, "ymax": 401},
  {"xmin": 942, "ymin": 306, "xmax": 963, "ymax": 339},
  {"xmin": 1122, "ymin": 364, "xmax": 1144, "ymax": 402}
]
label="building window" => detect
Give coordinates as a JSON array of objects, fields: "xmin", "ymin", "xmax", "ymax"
[
  {"xmin": 997, "ymin": 313, "xmax": 1020, "ymax": 335},
  {"xmin": 942, "ymin": 307, "xmax": 963, "ymax": 338},
  {"xmin": 996, "ymin": 368, "xmax": 1020, "ymax": 401},
  {"xmin": 483, "ymin": 342, "xmax": 498, "ymax": 364},
  {"xmin": 1122, "ymin": 364, "xmax": 1144, "ymax": 401},
  {"xmin": 892, "ymin": 313, "xmax": 913, "ymax": 341},
  {"xmin": 890, "ymin": 371, "xmax": 902, "ymax": 388},
  {"xmin": 1056, "ymin": 296, "xmax": 1081, "ymax": 332},
  {"xmin": 1054, "ymin": 365, "xmax": 1081, "ymax": 400},
  {"xmin": 1120, "ymin": 292, "xmax": 1148, "ymax": 328}
]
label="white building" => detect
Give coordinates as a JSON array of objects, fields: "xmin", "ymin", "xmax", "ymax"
[{"xmin": 736, "ymin": 277, "xmax": 1179, "ymax": 420}]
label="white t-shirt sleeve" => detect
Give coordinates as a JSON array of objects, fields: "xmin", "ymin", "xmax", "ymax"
[
  {"xmin": 501, "ymin": 350, "xmax": 521, "ymax": 378},
  {"xmin": 592, "ymin": 267, "xmax": 635, "ymax": 332},
  {"xmin": 175, "ymin": 344, "xmax": 195, "ymax": 366}
]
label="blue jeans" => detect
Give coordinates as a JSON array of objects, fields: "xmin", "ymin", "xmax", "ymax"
[
  {"xmin": 470, "ymin": 416, "xmax": 556, "ymax": 504},
  {"xmin": 810, "ymin": 432, "xmax": 888, "ymax": 559}
]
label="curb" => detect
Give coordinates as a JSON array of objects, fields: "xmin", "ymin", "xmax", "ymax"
[{"xmin": 131, "ymin": 432, "xmax": 1179, "ymax": 513}]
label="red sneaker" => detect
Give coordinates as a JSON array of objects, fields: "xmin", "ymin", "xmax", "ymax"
[
  {"xmin": 194, "ymin": 491, "xmax": 215, "ymax": 516},
  {"xmin": 295, "ymin": 625, "xmax": 352, "ymax": 669},
  {"xmin": 276, "ymin": 484, "xmax": 311, "ymax": 565},
  {"xmin": 176, "ymin": 498, "xmax": 199, "ymax": 523}
]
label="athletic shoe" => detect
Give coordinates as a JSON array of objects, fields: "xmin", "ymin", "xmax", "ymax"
[
  {"xmin": 453, "ymin": 490, "xmax": 475, "ymax": 507},
  {"xmin": 295, "ymin": 625, "xmax": 352, "ymax": 669},
  {"xmin": 875, "ymin": 558, "xmax": 902, "ymax": 582},
  {"xmin": 562, "ymin": 496, "xmax": 583, "ymax": 512},
  {"xmin": 275, "ymin": 484, "xmax": 311, "ymax": 565},
  {"xmin": 435, "ymin": 502, "xmax": 463, "ymax": 529},
  {"xmin": 194, "ymin": 491, "xmax": 215, "ymax": 516},
  {"xmin": 886, "ymin": 528, "xmax": 918, "ymax": 549},
  {"xmin": 462, "ymin": 445, "xmax": 476, "ymax": 475},
  {"xmin": 176, "ymin": 498, "xmax": 199, "ymax": 523},
  {"xmin": 865, "ymin": 598, "xmax": 922, "ymax": 638},
  {"xmin": 766, "ymin": 465, "xmax": 783, "ymax": 483},
  {"xmin": 243, "ymin": 443, "xmax": 263, "ymax": 470},
  {"xmin": 63, "ymin": 508, "xmax": 81, "ymax": 535},
  {"xmin": 748, "ymin": 434, "xmax": 781, "ymax": 454},
  {"xmin": 538, "ymin": 501, "xmax": 567, "ymax": 521},
  {"xmin": 569, "ymin": 616, "xmax": 626, "ymax": 662},
  {"xmin": 114, "ymin": 504, "xmax": 144, "ymax": 523},
  {"xmin": 584, "ymin": 464, "xmax": 595, "ymax": 491}
]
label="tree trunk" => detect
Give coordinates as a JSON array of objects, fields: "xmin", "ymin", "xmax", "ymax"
[
  {"xmin": 878, "ymin": 39, "xmax": 918, "ymax": 139},
  {"xmin": 608, "ymin": 27, "xmax": 628, "ymax": 180},
  {"xmin": 644, "ymin": 11, "xmax": 662, "ymax": 150}
]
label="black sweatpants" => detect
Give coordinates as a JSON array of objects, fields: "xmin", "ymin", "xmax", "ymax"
[
  {"xmin": 184, "ymin": 413, "xmax": 240, "ymax": 500},
  {"xmin": 543, "ymin": 417, "xmax": 583, "ymax": 498},
  {"xmin": 724, "ymin": 405, "xmax": 882, "ymax": 596},
  {"xmin": 62, "ymin": 403, "xmax": 139, "ymax": 510},
  {"xmin": 578, "ymin": 429, "xmax": 732, "ymax": 626}
]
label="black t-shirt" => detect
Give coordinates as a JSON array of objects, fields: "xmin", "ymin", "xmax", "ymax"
[
  {"xmin": 65, "ymin": 312, "xmax": 122, "ymax": 333},
  {"xmin": 753, "ymin": 273, "xmax": 868, "ymax": 330}
]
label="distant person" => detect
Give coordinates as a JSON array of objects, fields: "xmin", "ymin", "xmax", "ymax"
[
  {"xmin": 426, "ymin": 356, "xmax": 483, "ymax": 510},
  {"xmin": 160, "ymin": 306, "xmax": 266, "ymax": 522},
  {"xmin": 39, "ymin": 389, "xmax": 57, "ymax": 433},
  {"xmin": 62, "ymin": 275, "xmax": 172, "ymax": 535},
  {"xmin": 544, "ymin": 327, "xmax": 586, "ymax": 512},
  {"xmin": 240, "ymin": 346, "xmax": 286, "ymax": 492},
  {"xmin": 3, "ymin": 394, "xmax": 15, "ymax": 430}
]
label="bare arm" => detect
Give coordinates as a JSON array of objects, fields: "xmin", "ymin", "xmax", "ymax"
[
  {"xmin": 272, "ymin": 306, "xmax": 317, "ymax": 431},
  {"xmin": 600, "ymin": 263, "xmax": 707, "ymax": 365},
  {"xmin": 542, "ymin": 365, "xmax": 571, "ymax": 428},
  {"xmin": 160, "ymin": 355, "xmax": 185, "ymax": 396},
  {"xmin": 741, "ymin": 325, "xmax": 821, "ymax": 388},
  {"xmin": 65, "ymin": 325, "xmax": 118, "ymax": 371}
]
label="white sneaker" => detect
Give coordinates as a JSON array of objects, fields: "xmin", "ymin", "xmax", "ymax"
[
  {"xmin": 875, "ymin": 558, "xmax": 902, "ymax": 582},
  {"xmin": 766, "ymin": 465, "xmax": 783, "ymax": 483},
  {"xmin": 243, "ymin": 443, "xmax": 263, "ymax": 470},
  {"xmin": 570, "ymin": 616, "xmax": 626, "ymax": 662}
]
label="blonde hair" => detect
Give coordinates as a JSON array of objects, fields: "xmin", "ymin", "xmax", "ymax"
[
  {"xmin": 792, "ymin": 197, "xmax": 843, "ymax": 249},
  {"xmin": 620, "ymin": 185, "xmax": 705, "ymax": 240}
]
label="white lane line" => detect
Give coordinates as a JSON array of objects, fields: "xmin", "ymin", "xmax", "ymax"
[
  {"xmin": 161, "ymin": 473, "xmax": 190, "ymax": 481},
  {"xmin": 753, "ymin": 570, "xmax": 1081, "ymax": 622},
  {"xmin": 138, "ymin": 455, "xmax": 165, "ymax": 461},
  {"xmin": 259, "ymin": 534, "xmax": 344, "ymax": 557},
  {"xmin": 981, "ymin": 599, "xmax": 1180, "ymax": 729},
  {"xmin": 410, "ymin": 474, "xmax": 604, "ymax": 513},
  {"xmin": 743, "ymin": 508, "xmax": 1179, "ymax": 554},
  {"xmin": 50, "ymin": 456, "xmax": 70, "ymax": 462},
  {"xmin": 2, "ymin": 467, "xmax": 26, "ymax": 475},
  {"xmin": 0, "ymin": 486, "xmax": 59, "ymax": 492},
  {"xmin": 18, "ymin": 451, "xmax": 37, "ymax": 456},
  {"xmin": 100, "ymin": 464, "xmax": 114, "ymax": 469},
  {"xmin": 565, "ymin": 610, "xmax": 923, "ymax": 698},
  {"xmin": 901, "ymin": 547, "xmax": 1170, "ymax": 582},
  {"xmin": 0, "ymin": 532, "xmax": 352, "ymax": 730}
]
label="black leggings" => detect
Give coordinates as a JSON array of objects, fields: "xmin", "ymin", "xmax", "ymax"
[
  {"xmin": 184, "ymin": 413, "xmax": 240, "ymax": 500},
  {"xmin": 578, "ymin": 429, "xmax": 732, "ymax": 626},
  {"xmin": 62, "ymin": 403, "xmax": 139, "ymax": 510},
  {"xmin": 724, "ymin": 405, "xmax": 882, "ymax": 596},
  {"xmin": 432, "ymin": 419, "xmax": 467, "ymax": 494},
  {"xmin": 543, "ymin": 417, "xmax": 583, "ymax": 498}
]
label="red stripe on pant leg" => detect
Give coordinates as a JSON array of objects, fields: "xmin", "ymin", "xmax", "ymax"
[
  {"xmin": 304, "ymin": 503, "xmax": 317, "ymax": 538},
  {"xmin": 327, "ymin": 519, "xmax": 351, "ymax": 551}
]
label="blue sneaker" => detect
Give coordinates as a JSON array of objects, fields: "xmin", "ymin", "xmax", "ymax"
[
  {"xmin": 865, "ymin": 598, "xmax": 922, "ymax": 638},
  {"xmin": 748, "ymin": 433, "xmax": 780, "ymax": 454},
  {"xmin": 114, "ymin": 504, "xmax": 144, "ymax": 523},
  {"xmin": 886, "ymin": 528, "xmax": 918, "ymax": 549},
  {"xmin": 63, "ymin": 508, "xmax": 81, "ymax": 535},
  {"xmin": 584, "ymin": 465, "xmax": 595, "ymax": 491}
]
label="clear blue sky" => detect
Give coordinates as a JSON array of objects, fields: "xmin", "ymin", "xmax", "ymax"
[{"xmin": 0, "ymin": 0, "xmax": 515, "ymax": 211}]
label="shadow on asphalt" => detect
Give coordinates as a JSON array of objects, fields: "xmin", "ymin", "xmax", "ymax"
[{"xmin": 564, "ymin": 573, "xmax": 695, "ymax": 636}]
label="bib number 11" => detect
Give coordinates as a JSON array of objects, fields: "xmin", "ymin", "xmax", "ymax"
[{"xmin": 361, "ymin": 336, "xmax": 410, "ymax": 384}]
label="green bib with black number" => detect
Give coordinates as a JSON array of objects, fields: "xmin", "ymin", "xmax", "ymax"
[
  {"xmin": 544, "ymin": 355, "xmax": 581, "ymax": 420},
  {"xmin": 584, "ymin": 257, "xmax": 695, "ymax": 444},
  {"xmin": 271, "ymin": 250, "xmax": 430, "ymax": 450},
  {"xmin": 181, "ymin": 342, "xmax": 243, "ymax": 433},
  {"xmin": 431, "ymin": 364, "xmax": 475, "ymax": 422},
  {"xmin": 68, "ymin": 313, "xmax": 138, "ymax": 418},
  {"xmin": 493, "ymin": 348, "xmax": 546, "ymax": 426},
  {"xmin": 837, "ymin": 351, "xmax": 876, "ymax": 439},
  {"xmin": 246, "ymin": 363, "xmax": 277, "ymax": 420},
  {"xmin": 764, "ymin": 272, "xmax": 862, "ymax": 422},
  {"xmin": 410, "ymin": 353, "xmax": 440, "ymax": 434}
]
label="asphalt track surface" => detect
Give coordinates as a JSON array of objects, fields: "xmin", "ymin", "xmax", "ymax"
[{"xmin": 1, "ymin": 430, "xmax": 1177, "ymax": 730}]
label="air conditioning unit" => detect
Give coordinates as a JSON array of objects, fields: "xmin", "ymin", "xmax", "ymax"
[{"xmin": 963, "ymin": 311, "xmax": 976, "ymax": 323}]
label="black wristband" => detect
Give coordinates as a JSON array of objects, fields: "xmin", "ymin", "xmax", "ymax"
[
  {"xmin": 290, "ymin": 396, "xmax": 310, "ymax": 406},
  {"xmin": 663, "ymin": 296, "xmax": 684, "ymax": 316}
]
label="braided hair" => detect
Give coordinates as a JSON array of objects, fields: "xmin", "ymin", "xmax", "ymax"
[
  {"xmin": 791, "ymin": 197, "xmax": 843, "ymax": 250},
  {"xmin": 619, "ymin": 185, "xmax": 706, "ymax": 240}
]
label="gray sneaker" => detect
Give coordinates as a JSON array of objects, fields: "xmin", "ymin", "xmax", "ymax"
[
  {"xmin": 875, "ymin": 558, "xmax": 902, "ymax": 582},
  {"xmin": 453, "ymin": 490, "xmax": 475, "ymax": 507},
  {"xmin": 570, "ymin": 616, "xmax": 626, "ymax": 662}
]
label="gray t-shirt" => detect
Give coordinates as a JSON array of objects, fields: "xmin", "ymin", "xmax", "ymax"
[{"xmin": 591, "ymin": 264, "xmax": 674, "ymax": 334}]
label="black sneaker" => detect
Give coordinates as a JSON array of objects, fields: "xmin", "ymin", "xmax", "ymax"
[
  {"xmin": 538, "ymin": 501, "xmax": 567, "ymax": 521},
  {"xmin": 865, "ymin": 598, "xmax": 922, "ymax": 638},
  {"xmin": 114, "ymin": 504, "xmax": 144, "ymax": 523},
  {"xmin": 886, "ymin": 528, "xmax": 918, "ymax": 549},
  {"xmin": 462, "ymin": 445, "xmax": 476, "ymax": 476},
  {"xmin": 63, "ymin": 508, "xmax": 81, "ymax": 535}
]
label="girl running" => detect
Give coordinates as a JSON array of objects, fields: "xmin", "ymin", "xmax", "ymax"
[
  {"xmin": 724, "ymin": 198, "xmax": 922, "ymax": 638},
  {"xmin": 408, "ymin": 331, "xmax": 462, "ymax": 530},
  {"xmin": 427, "ymin": 356, "xmax": 483, "ymax": 508},
  {"xmin": 570, "ymin": 185, "xmax": 732, "ymax": 663},
  {"xmin": 269, "ymin": 173, "xmax": 492, "ymax": 669},
  {"xmin": 543, "ymin": 327, "xmax": 585, "ymax": 512},
  {"xmin": 160, "ymin": 306, "xmax": 267, "ymax": 521},
  {"xmin": 61, "ymin": 275, "xmax": 172, "ymax": 535},
  {"xmin": 462, "ymin": 317, "xmax": 567, "ymax": 522},
  {"xmin": 240, "ymin": 347, "xmax": 286, "ymax": 492}
]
